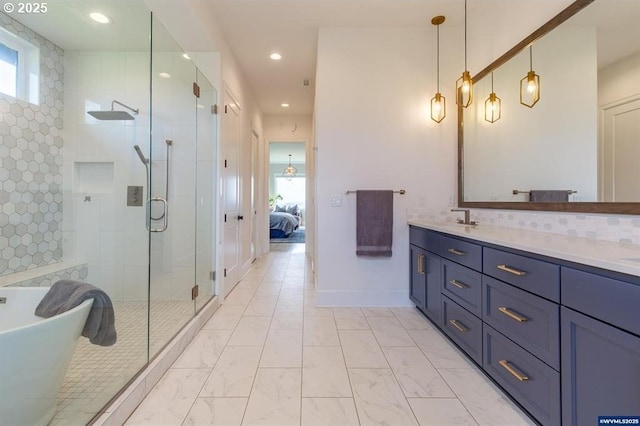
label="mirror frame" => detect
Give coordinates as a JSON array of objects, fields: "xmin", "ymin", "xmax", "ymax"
[{"xmin": 457, "ymin": 0, "xmax": 640, "ymax": 215}]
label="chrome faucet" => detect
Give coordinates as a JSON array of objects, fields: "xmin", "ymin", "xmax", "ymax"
[{"xmin": 451, "ymin": 208, "xmax": 478, "ymax": 226}]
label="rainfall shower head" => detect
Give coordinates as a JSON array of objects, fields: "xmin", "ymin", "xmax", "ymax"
[{"xmin": 88, "ymin": 100, "xmax": 139, "ymax": 120}]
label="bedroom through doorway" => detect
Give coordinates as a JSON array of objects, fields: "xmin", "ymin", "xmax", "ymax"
[{"xmin": 269, "ymin": 142, "xmax": 306, "ymax": 245}]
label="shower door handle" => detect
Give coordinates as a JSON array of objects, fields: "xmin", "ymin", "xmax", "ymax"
[{"xmin": 149, "ymin": 197, "xmax": 168, "ymax": 232}]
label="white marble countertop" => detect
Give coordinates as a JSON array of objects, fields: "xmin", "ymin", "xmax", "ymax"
[{"xmin": 408, "ymin": 220, "xmax": 640, "ymax": 278}]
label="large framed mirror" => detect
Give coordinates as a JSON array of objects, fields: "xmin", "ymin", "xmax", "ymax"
[{"xmin": 458, "ymin": 0, "xmax": 640, "ymax": 214}]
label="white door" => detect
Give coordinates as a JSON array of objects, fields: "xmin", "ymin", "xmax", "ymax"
[
  {"xmin": 221, "ymin": 95, "xmax": 240, "ymax": 299},
  {"xmin": 602, "ymin": 98, "xmax": 640, "ymax": 201},
  {"xmin": 250, "ymin": 131, "xmax": 259, "ymax": 261}
]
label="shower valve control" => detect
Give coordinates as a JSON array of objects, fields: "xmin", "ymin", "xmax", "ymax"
[{"xmin": 127, "ymin": 186, "xmax": 144, "ymax": 207}]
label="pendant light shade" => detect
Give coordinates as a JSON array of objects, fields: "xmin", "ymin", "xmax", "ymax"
[
  {"xmin": 484, "ymin": 72, "xmax": 501, "ymax": 123},
  {"xmin": 283, "ymin": 154, "xmax": 297, "ymax": 177},
  {"xmin": 431, "ymin": 15, "xmax": 446, "ymax": 123},
  {"xmin": 456, "ymin": 0, "xmax": 473, "ymax": 108},
  {"xmin": 520, "ymin": 46, "xmax": 540, "ymax": 108}
]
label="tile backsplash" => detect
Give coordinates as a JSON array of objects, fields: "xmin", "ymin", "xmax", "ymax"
[{"xmin": 408, "ymin": 208, "xmax": 640, "ymax": 245}]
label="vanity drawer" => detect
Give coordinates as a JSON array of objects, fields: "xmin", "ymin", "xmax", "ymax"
[
  {"xmin": 484, "ymin": 325, "xmax": 561, "ymax": 426},
  {"xmin": 442, "ymin": 260, "xmax": 482, "ymax": 317},
  {"xmin": 442, "ymin": 296, "xmax": 482, "ymax": 365},
  {"xmin": 483, "ymin": 276, "xmax": 560, "ymax": 370},
  {"xmin": 409, "ymin": 226, "xmax": 441, "ymax": 253},
  {"xmin": 483, "ymin": 247, "xmax": 559, "ymax": 302},
  {"xmin": 562, "ymin": 267, "xmax": 640, "ymax": 337},
  {"xmin": 439, "ymin": 234, "xmax": 482, "ymax": 271}
]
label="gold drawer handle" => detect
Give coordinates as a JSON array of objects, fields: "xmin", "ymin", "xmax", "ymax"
[
  {"xmin": 418, "ymin": 254, "xmax": 425, "ymax": 275},
  {"xmin": 498, "ymin": 307, "xmax": 528, "ymax": 322},
  {"xmin": 497, "ymin": 264, "xmax": 527, "ymax": 276},
  {"xmin": 499, "ymin": 360, "xmax": 529, "ymax": 382},
  {"xmin": 448, "ymin": 248, "xmax": 466, "ymax": 256},
  {"xmin": 449, "ymin": 319, "xmax": 468, "ymax": 333},
  {"xmin": 449, "ymin": 279, "xmax": 469, "ymax": 289}
]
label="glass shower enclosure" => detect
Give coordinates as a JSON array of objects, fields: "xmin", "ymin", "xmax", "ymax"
[{"xmin": 0, "ymin": 2, "xmax": 217, "ymax": 424}]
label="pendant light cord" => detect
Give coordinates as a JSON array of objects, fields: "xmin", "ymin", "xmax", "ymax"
[
  {"xmin": 529, "ymin": 46, "xmax": 533, "ymax": 71},
  {"xmin": 464, "ymin": 0, "xmax": 467, "ymax": 70},
  {"xmin": 436, "ymin": 23, "xmax": 440, "ymax": 92}
]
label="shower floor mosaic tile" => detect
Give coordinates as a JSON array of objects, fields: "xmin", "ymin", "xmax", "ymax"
[{"xmin": 50, "ymin": 299, "xmax": 201, "ymax": 426}]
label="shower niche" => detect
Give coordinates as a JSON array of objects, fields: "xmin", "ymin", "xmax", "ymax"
[{"xmin": 72, "ymin": 162, "xmax": 115, "ymax": 194}]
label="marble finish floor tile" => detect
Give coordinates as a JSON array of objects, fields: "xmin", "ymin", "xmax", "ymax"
[
  {"xmin": 242, "ymin": 368, "xmax": 302, "ymax": 426},
  {"xmin": 339, "ymin": 330, "xmax": 389, "ymax": 368},
  {"xmin": 172, "ymin": 329, "xmax": 232, "ymax": 369},
  {"xmin": 301, "ymin": 398, "xmax": 359, "ymax": 426},
  {"xmin": 124, "ymin": 368, "xmax": 209, "ymax": 425},
  {"xmin": 349, "ymin": 368, "xmax": 418, "ymax": 426},
  {"xmin": 227, "ymin": 315, "xmax": 271, "ymax": 346},
  {"xmin": 391, "ymin": 307, "xmax": 433, "ymax": 330},
  {"xmin": 183, "ymin": 398, "xmax": 248, "ymax": 426},
  {"xmin": 367, "ymin": 316, "xmax": 416, "ymax": 346},
  {"xmin": 439, "ymin": 368, "xmax": 536, "ymax": 425},
  {"xmin": 303, "ymin": 315, "xmax": 340, "ymax": 346},
  {"xmin": 333, "ymin": 307, "xmax": 370, "ymax": 330},
  {"xmin": 408, "ymin": 328, "xmax": 475, "ymax": 369},
  {"xmin": 362, "ymin": 307, "xmax": 394, "ymax": 317},
  {"xmin": 260, "ymin": 328, "xmax": 303, "ymax": 367},
  {"xmin": 408, "ymin": 398, "xmax": 478, "ymax": 426},
  {"xmin": 202, "ymin": 305, "xmax": 246, "ymax": 330},
  {"xmin": 200, "ymin": 346, "xmax": 262, "ymax": 397},
  {"xmin": 302, "ymin": 346, "xmax": 352, "ymax": 397},
  {"xmin": 382, "ymin": 346, "xmax": 455, "ymax": 398}
]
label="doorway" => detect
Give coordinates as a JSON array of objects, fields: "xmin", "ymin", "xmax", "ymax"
[{"xmin": 268, "ymin": 142, "xmax": 306, "ymax": 245}]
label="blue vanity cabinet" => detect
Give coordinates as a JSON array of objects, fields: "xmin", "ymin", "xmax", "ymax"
[
  {"xmin": 561, "ymin": 306, "xmax": 640, "ymax": 425},
  {"xmin": 409, "ymin": 227, "xmax": 441, "ymax": 323}
]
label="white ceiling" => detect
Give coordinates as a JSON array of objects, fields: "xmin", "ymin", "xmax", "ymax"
[{"xmin": 6, "ymin": 0, "xmax": 640, "ymax": 117}]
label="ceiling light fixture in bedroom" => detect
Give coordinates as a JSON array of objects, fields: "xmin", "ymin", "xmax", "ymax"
[{"xmin": 283, "ymin": 154, "xmax": 297, "ymax": 177}]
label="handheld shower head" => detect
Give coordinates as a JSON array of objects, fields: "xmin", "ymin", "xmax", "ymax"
[
  {"xmin": 88, "ymin": 100, "xmax": 139, "ymax": 121},
  {"xmin": 133, "ymin": 145, "xmax": 148, "ymax": 165}
]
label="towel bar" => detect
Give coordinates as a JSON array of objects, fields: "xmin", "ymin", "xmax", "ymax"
[
  {"xmin": 345, "ymin": 189, "xmax": 406, "ymax": 195},
  {"xmin": 512, "ymin": 189, "xmax": 576, "ymax": 195}
]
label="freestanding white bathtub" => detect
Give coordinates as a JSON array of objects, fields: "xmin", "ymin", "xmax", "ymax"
[{"xmin": 0, "ymin": 287, "xmax": 93, "ymax": 426}]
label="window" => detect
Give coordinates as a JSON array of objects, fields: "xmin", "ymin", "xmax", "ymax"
[
  {"xmin": 0, "ymin": 28, "xmax": 39, "ymax": 104},
  {"xmin": 275, "ymin": 176, "xmax": 306, "ymax": 208},
  {"xmin": 0, "ymin": 42, "xmax": 18, "ymax": 97}
]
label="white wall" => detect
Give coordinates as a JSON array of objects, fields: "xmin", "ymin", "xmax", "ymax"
[
  {"xmin": 314, "ymin": 27, "xmax": 458, "ymax": 306},
  {"xmin": 599, "ymin": 51, "xmax": 640, "ymax": 106},
  {"xmin": 463, "ymin": 26, "xmax": 598, "ymax": 202}
]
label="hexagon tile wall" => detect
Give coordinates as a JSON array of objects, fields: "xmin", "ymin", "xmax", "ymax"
[{"xmin": 0, "ymin": 11, "xmax": 64, "ymax": 276}]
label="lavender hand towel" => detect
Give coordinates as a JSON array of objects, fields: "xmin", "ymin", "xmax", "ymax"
[
  {"xmin": 356, "ymin": 190, "xmax": 393, "ymax": 257},
  {"xmin": 529, "ymin": 190, "xmax": 569, "ymax": 202},
  {"xmin": 35, "ymin": 279, "xmax": 117, "ymax": 346}
]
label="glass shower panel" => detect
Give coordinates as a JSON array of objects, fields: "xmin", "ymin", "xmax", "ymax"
[
  {"xmin": 149, "ymin": 15, "xmax": 197, "ymax": 358},
  {"xmin": 0, "ymin": 1, "xmax": 151, "ymax": 424},
  {"xmin": 195, "ymin": 69, "xmax": 217, "ymax": 312}
]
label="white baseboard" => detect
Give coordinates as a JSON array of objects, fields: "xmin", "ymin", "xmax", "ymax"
[{"xmin": 315, "ymin": 290, "xmax": 413, "ymax": 307}]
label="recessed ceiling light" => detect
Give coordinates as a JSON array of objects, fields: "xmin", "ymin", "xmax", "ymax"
[
  {"xmin": 89, "ymin": 12, "xmax": 111, "ymax": 24},
  {"xmin": 270, "ymin": 53, "xmax": 282, "ymax": 61},
  {"xmin": 281, "ymin": 103, "xmax": 290, "ymax": 108},
  {"xmin": 158, "ymin": 72, "xmax": 171, "ymax": 79},
  {"xmin": 182, "ymin": 53, "xmax": 190, "ymax": 60}
]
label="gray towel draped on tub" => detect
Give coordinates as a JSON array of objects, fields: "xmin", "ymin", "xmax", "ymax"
[
  {"xmin": 35, "ymin": 279, "xmax": 117, "ymax": 346},
  {"xmin": 529, "ymin": 190, "xmax": 569, "ymax": 202},
  {"xmin": 356, "ymin": 190, "xmax": 393, "ymax": 257}
]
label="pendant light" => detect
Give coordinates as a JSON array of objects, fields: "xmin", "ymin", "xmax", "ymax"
[
  {"xmin": 431, "ymin": 16, "xmax": 446, "ymax": 123},
  {"xmin": 283, "ymin": 154, "xmax": 297, "ymax": 177},
  {"xmin": 456, "ymin": 0, "xmax": 473, "ymax": 108},
  {"xmin": 484, "ymin": 72, "xmax": 501, "ymax": 123},
  {"xmin": 520, "ymin": 45, "xmax": 540, "ymax": 108}
]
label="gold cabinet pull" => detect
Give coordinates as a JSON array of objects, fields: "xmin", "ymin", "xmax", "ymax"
[
  {"xmin": 498, "ymin": 307, "xmax": 528, "ymax": 322},
  {"xmin": 449, "ymin": 279, "xmax": 469, "ymax": 289},
  {"xmin": 499, "ymin": 360, "xmax": 529, "ymax": 382},
  {"xmin": 448, "ymin": 248, "xmax": 466, "ymax": 256},
  {"xmin": 448, "ymin": 319, "xmax": 468, "ymax": 333},
  {"xmin": 418, "ymin": 254, "xmax": 425, "ymax": 275},
  {"xmin": 497, "ymin": 264, "xmax": 527, "ymax": 276}
]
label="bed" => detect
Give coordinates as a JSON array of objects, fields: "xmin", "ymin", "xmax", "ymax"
[{"xmin": 269, "ymin": 211, "xmax": 300, "ymax": 238}]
